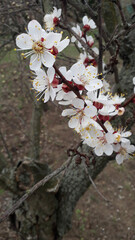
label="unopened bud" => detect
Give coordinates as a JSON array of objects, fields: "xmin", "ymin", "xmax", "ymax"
[{"xmin": 118, "ymin": 107, "xmax": 125, "ymax": 116}]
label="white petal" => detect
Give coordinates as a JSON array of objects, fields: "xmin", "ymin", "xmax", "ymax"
[
  {"xmin": 56, "ymin": 90, "xmax": 64, "ymax": 100},
  {"xmin": 85, "ymin": 81, "xmax": 103, "ymax": 91},
  {"xmin": 121, "ymin": 131, "xmax": 132, "ymax": 138},
  {"xmin": 44, "ymin": 88, "xmax": 50, "ymax": 102},
  {"xmin": 50, "ymin": 86, "xmax": 56, "ymax": 101},
  {"xmin": 71, "ymin": 62, "xmax": 85, "ymax": 77},
  {"xmin": 104, "ymin": 144, "xmax": 113, "ymax": 156},
  {"xmin": 45, "ymin": 32, "xmax": 62, "ymax": 48},
  {"xmin": 68, "ymin": 117, "xmax": 78, "ymax": 128},
  {"xmin": 81, "ymin": 116, "xmax": 90, "ymax": 128},
  {"xmin": 57, "ymin": 39, "xmax": 70, "ymax": 52},
  {"xmin": 47, "ymin": 67, "xmax": 55, "ymax": 83},
  {"xmin": 42, "ymin": 51, "xmax": 55, "ymax": 67},
  {"xmin": 106, "ymin": 132, "xmax": 115, "ymax": 144},
  {"xmin": 28, "ymin": 20, "xmax": 43, "ymax": 41},
  {"xmin": 72, "ymin": 98, "xmax": 84, "ymax": 109},
  {"xmin": 89, "ymin": 19, "xmax": 96, "ymax": 29},
  {"xmin": 62, "ymin": 109, "xmax": 76, "ymax": 116},
  {"xmin": 33, "ymin": 77, "xmax": 45, "ymax": 91},
  {"xmin": 121, "ymin": 138, "xmax": 130, "ymax": 143},
  {"xmin": 113, "ymin": 143, "xmax": 121, "ymax": 152},
  {"xmin": 104, "ymin": 121, "xmax": 114, "ymax": 133},
  {"xmin": 30, "ymin": 54, "xmax": 41, "ymax": 70},
  {"xmin": 82, "ymin": 16, "xmax": 88, "ymax": 25},
  {"xmin": 73, "ymin": 77, "xmax": 83, "ymax": 85},
  {"xmin": 84, "ymin": 105, "xmax": 97, "ymax": 117},
  {"xmin": 71, "ymin": 36, "xmax": 76, "ymax": 42},
  {"xmin": 16, "ymin": 34, "xmax": 33, "ymax": 49},
  {"xmin": 116, "ymin": 154, "xmax": 124, "ymax": 165},
  {"xmin": 94, "ymin": 146, "xmax": 103, "ymax": 156}
]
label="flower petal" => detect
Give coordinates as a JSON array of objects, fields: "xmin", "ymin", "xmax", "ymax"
[
  {"xmin": 104, "ymin": 144, "xmax": 113, "ymax": 156},
  {"xmin": 42, "ymin": 51, "xmax": 55, "ymax": 67},
  {"xmin": 72, "ymin": 98, "xmax": 84, "ymax": 109},
  {"xmin": 94, "ymin": 146, "xmax": 103, "ymax": 156},
  {"xmin": 28, "ymin": 20, "xmax": 43, "ymax": 41},
  {"xmin": 47, "ymin": 67, "xmax": 55, "ymax": 83},
  {"xmin": 45, "ymin": 32, "xmax": 62, "ymax": 48},
  {"xmin": 68, "ymin": 116, "xmax": 78, "ymax": 128},
  {"xmin": 62, "ymin": 109, "xmax": 76, "ymax": 116},
  {"xmin": 57, "ymin": 38, "xmax": 70, "ymax": 52},
  {"xmin": 116, "ymin": 154, "xmax": 124, "ymax": 165},
  {"xmin": 16, "ymin": 33, "xmax": 33, "ymax": 49},
  {"xmin": 30, "ymin": 54, "xmax": 41, "ymax": 70}
]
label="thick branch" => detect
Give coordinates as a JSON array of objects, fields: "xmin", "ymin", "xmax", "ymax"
[{"xmin": 0, "ymin": 157, "xmax": 71, "ymax": 223}]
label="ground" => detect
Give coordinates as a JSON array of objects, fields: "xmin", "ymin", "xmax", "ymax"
[{"xmin": 0, "ymin": 48, "xmax": 135, "ymax": 240}]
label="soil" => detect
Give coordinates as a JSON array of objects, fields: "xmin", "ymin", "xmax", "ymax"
[{"xmin": 0, "ymin": 55, "xmax": 135, "ymax": 240}]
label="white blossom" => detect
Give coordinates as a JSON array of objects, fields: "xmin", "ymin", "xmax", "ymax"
[
  {"xmin": 16, "ymin": 20, "xmax": 69, "ymax": 70},
  {"xmin": 70, "ymin": 62, "xmax": 103, "ymax": 91},
  {"xmin": 62, "ymin": 98, "xmax": 97, "ymax": 132},
  {"xmin": 32, "ymin": 67, "xmax": 58, "ymax": 103},
  {"xmin": 44, "ymin": 7, "xmax": 62, "ymax": 31},
  {"xmin": 114, "ymin": 142, "xmax": 135, "ymax": 164},
  {"xmin": 82, "ymin": 16, "xmax": 96, "ymax": 30}
]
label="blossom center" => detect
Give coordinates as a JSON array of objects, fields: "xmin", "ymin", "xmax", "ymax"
[
  {"xmin": 120, "ymin": 148, "xmax": 127, "ymax": 156},
  {"xmin": 32, "ymin": 41, "xmax": 44, "ymax": 54},
  {"xmin": 116, "ymin": 134, "xmax": 121, "ymax": 142}
]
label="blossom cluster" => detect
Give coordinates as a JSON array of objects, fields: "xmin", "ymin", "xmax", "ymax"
[{"xmin": 15, "ymin": 7, "xmax": 135, "ymax": 165}]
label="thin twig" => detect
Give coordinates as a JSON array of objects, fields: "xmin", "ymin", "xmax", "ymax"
[
  {"xmin": 114, "ymin": 0, "xmax": 128, "ymax": 29},
  {"xmin": 53, "ymin": 64, "xmax": 83, "ymax": 99},
  {"xmin": 59, "ymin": 23, "xmax": 98, "ymax": 62},
  {"xmin": 83, "ymin": 162, "xmax": 109, "ymax": 202}
]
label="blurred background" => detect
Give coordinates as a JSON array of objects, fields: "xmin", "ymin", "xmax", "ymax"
[{"xmin": 0, "ymin": 0, "xmax": 135, "ymax": 239}]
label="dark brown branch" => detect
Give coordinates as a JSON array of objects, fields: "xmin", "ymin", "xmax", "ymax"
[
  {"xmin": 114, "ymin": 0, "xmax": 128, "ymax": 29},
  {"xmin": 98, "ymin": 0, "xmax": 103, "ymax": 75},
  {"xmin": 0, "ymin": 157, "xmax": 72, "ymax": 223},
  {"xmin": 122, "ymin": 93, "xmax": 135, "ymax": 108}
]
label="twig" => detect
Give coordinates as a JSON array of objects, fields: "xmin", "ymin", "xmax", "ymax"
[
  {"xmin": 97, "ymin": 0, "xmax": 103, "ymax": 98},
  {"xmin": 122, "ymin": 93, "xmax": 135, "ymax": 108},
  {"xmin": 0, "ymin": 157, "xmax": 72, "ymax": 223},
  {"xmin": 53, "ymin": 64, "xmax": 83, "ymax": 99},
  {"xmin": 83, "ymin": 162, "xmax": 109, "ymax": 202},
  {"xmin": 59, "ymin": 23, "xmax": 98, "ymax": 62},
  {"xmin": 114, "ymin": 0, "xmax": 128, "ymax": 29}
]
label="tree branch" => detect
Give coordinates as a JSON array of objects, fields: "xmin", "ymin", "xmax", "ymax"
[{"xmin": 0, "ymin": 157, "xmax": 72, "ymax": 223}]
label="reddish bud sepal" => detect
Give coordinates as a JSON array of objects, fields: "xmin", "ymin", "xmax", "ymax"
[
  {"xmin": 53, "ymin": 17, "xmax": 59, "ymax": 26},
  {"xmin": 52, "ymin": 76, "xmax": 59, "ymax": 88},
  {"xmin": 90, "ymin": 59, "xmax": 97, "ymax": 67},
  {"xmin": 50, "ymin": 46, "xmax": 58, "ymax": 56},
  {"xmin": 74, "ymin": 83, "xmax": 85, "ymax": 91},
  {"xmin": 41, "ymin": 37, "xmax": 44, "ymax": 42},
  {"xmin": 115, "ymin": 104, "xmax": 120, "ymax": 109},
  {"xmin": 62, "ymin": 81, "xmax": 73, "ymax": 93},
  {"xmin": 98, "ymin": 114, "xmax": 110, "ymax": 122},
  {"xmin": 132, "ymin": 97, "xmax": 135, "ymax": 103},
  {"xmin": 83, "ymin": 24, "xmax": 90, "ymax": 32},
  {"xmin": 93, "ymin": 101, "xmax": 103, "ymax": 110},
  {"xmin": 81, "ymin": 31, "xmax": 85, "ymax": 38},
  {"xmin": 88, "ymin": 41, "xmax": 94, "ymax": 48}
]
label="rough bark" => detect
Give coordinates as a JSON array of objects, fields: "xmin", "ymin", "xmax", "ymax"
[
  {"xmin": 30, "ymin": 100, "xmax": 48, "ymax": 161},
  {"xmin": 0, "ymin": 147, "xmax": 111, "ymax": 240}
]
